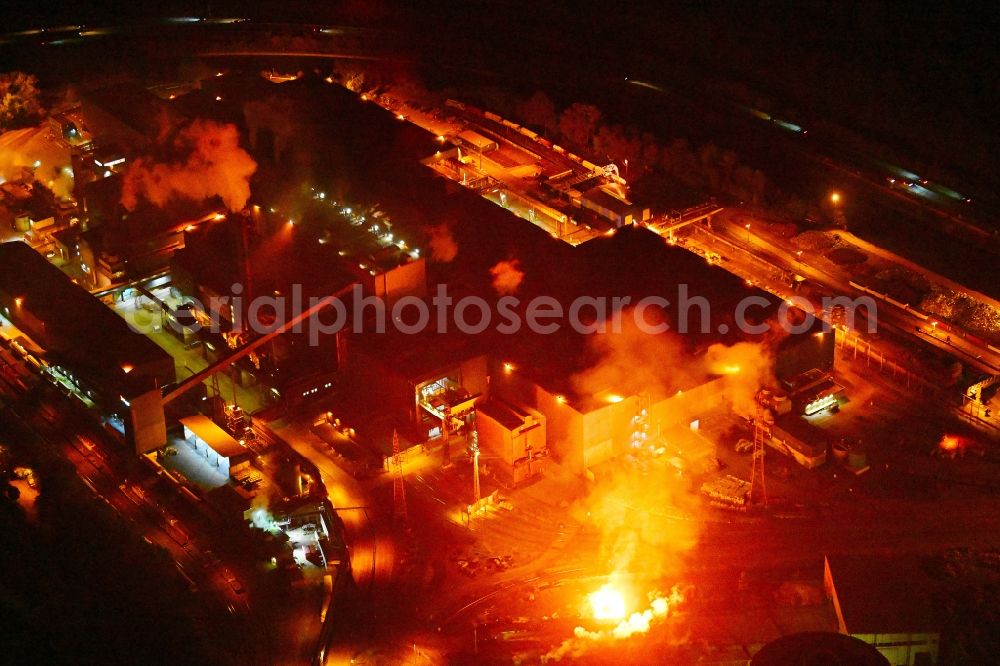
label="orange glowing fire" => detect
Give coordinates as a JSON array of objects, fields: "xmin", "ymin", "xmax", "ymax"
[
  {"xmin": 589, "ymin": 584, "xmax": 627, "ymax": 621},
  {"xmin": 568, "ymin": 583, "xmax": 685, "ymax": 655},
  {"xmin": 939, "ymin": 435, "xmax": 961, "ymax": 453}
]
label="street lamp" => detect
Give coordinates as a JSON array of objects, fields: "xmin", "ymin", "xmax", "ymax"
[
  {"xmin": 745, "ymin": 223, "xmax": 751, "ymax": 244},
  {"xmin": 472, "ymin": 439, "xmax": 481, "ymax": 504},
  {"xmin": 796, "ymin": 250, "xmax": 803, "ymax": 272},
  {"xmin": 830, "ymin": 192, "xmax": 841, "ymax": 205}
]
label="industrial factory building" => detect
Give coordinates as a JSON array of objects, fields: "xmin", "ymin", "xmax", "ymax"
[
  {"xmin": 343, "ymin": 325, "xmax": 489, "ymax": 449},
  {"xmin": 160, "ymin": 78, "xmax": 834, "ymax": 478},
  {"xmin": 78, "ymin": 83, "xmax": 179, "ymax": 151},
  {"xmin": 0, "ymin": 240, "xmax": 175, "ymax": 450},
  {"xmin": 493, "ymin": 359, "xmax": 733, "ymax": 477},
  {"xmin": 579, "ymin": 185, "xmax": 651, "ymax": 228},
  {"xmin": 178, "ymin": 414, "xmax": 253, "ymax": 480},
  {"xmin": 476, "ymin": 396, "xmax": 547, "ymax": 484},
  {"xmin": 58, "ymin": 84, "xmax": 211, "ymax": 288},
  {"xmin": 170, "ymin": 208, "xmax": 428, "ymax": 408},
  {"xmin": 269, "ymin": 81, "xmax": 839, "ymax": 477}
]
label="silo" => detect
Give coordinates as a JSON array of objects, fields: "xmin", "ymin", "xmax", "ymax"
[{"xmin": 751, "ymin": 631, "xmax": 888, "ymax": 666}]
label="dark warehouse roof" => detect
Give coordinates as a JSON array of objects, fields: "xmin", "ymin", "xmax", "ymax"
[
  {"xmin": 80, "ymin": 82, "xmax": 181, "ymax": 144},
  {"xmin": 298, "ymin": 83, "xmax": 805, "ymax": 407},
  {"xmin": 0, "ymin": 241, "xmax": 172, "ymax": 395}
]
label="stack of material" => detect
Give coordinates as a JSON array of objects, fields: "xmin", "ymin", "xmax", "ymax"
[{"xmin": 700, "ymin": 475, "xmax": 750, "ymax": 507}]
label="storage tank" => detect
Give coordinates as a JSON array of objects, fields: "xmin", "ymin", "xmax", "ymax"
[
  {"xmin": 752, "ymin": 631, "xmax": 888, "ymax": 666},
  {"xmin": 847, "ymin": 447, "xmax": 868, "ymax": 470},
  {"xmin": 831, "ymin": 439, "xmax": 850, "ymax": 463}
]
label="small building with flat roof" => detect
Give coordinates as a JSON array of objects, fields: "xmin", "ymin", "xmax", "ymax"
[
  {"xmin": 476, "ymin": 397, "xmax": 546, "ymax": 484},
  {"xmin": 456, "ymin": 130, "xmax": 499, "ymax": 153},
  {"xmin": 179, "ymin": 415, "xmax": 252, "ymax": 479},
  {"xmin": 580, "ymin": 186, "xmax": 650, "ymax": 227}
]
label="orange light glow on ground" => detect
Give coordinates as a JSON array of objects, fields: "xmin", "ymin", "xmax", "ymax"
[{"xmin": 939, "ymin": 435, "xmax": 960, "ymax": 452}]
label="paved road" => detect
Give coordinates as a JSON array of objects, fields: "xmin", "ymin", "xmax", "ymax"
[{"xmin": 716, "ymin": 219, "xmax": 999, "ymax": 373}]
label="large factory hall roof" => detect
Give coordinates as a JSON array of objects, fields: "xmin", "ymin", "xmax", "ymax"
[
  {"xmin": 0, "ymin": 241, "xmax": 172, "ymax": 394},
  {"xmin": 298, "ymin": 82, "xmax": 795, "ymax": 407}
]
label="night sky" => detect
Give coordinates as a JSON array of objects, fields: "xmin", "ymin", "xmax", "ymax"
[{"xmin": 5, "ymin": 1, "xmax": 997, "ymax": 187}]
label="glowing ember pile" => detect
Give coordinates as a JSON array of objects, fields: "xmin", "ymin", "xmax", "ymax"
[
  {"xmin": 545, "ymin": 585, "xmax": 685, "ymax": 661},
  {"xmin": 587, "ymin": 585, "xmax": 681, "ymax": 640},
  {"xmin": 937, "ymin": 434, "xmax": 963, "ymax": 458},
  {"xmin": 939, "ymin": 435, "xmax": 960, "ymax": 451}
]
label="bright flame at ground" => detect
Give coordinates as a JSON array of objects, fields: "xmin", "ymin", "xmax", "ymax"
[
  {"xmin": 545, "ymin": 586, "xmax": 686, "ymax": 662},
  {"xmin": 938, "ymin": 434, "xmax": 963, "ymax": 456},
  {"xmin": 939, "ymin": 435, "xmax": 960, "ymax": 451},
  {"xmin": 589, "ymin": 584, "xmax": 627, "ymax": 621}
]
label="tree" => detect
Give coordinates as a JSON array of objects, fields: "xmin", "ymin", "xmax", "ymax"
[
  {"xmin": 698, "ymin": 142, "xmax": 722, "ymax": 191},
  {"xmin": 0, "ymin": 72, "xmax": 44, "ymax": 130},
  {"xmin": 558, "ymin": 103, "xmax": 602, "ymax": 152},
  {"xmin": 750, "ymin": 169, "xmax": 768, "ymax": 205},
  {"xmin": 733, "ymin": 164, "xmax": 756, "ymax": 202},
  {"xmin": 717, "ymin": 149, "xmax": 738, "ymax": 191},
  {"xmin": 639, "ymin": 132, "xmax": 661, "ymax": 174},
  {"xmin": 516, "ymin": 91, "xmax": 558, "ymax": 134}
]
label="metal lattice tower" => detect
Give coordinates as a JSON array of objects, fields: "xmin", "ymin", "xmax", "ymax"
[
  {"xmin": 441, "ymin": 408, "xmax": 451, "ymax": 467},
  {"xmin": 630, "ymin": 394, "xmax": 651, "ymax": 452},
  {"xmin": 750, "ymin": 390, "xmax": 770, "ymax": 508},
  {"xmin": 391, "ymin": 429, "xmax": 407, "ymax": 521},
  {"xmin": 470, "ymin": 423, "xmax": 481, "ymax": 504}
]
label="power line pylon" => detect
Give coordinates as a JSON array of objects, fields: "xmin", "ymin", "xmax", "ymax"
[
  {"xmin": 750, "ymin": 390, "xmax": 771, "ymax": 508},
  {"xmin": 470, "ymin": 423, "xmax": 481, "ymax": 505},
  {"xmin": 391, "ymin": 429, "xmax": 407, "ymax": 521}
]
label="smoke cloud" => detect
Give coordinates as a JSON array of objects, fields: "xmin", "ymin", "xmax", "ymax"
[
  {"xmin": 570, "ymin": 315, "xmax": 699, "ymax": 401},
  {"xmin": 578, "ymin": 463, "xmax": 701, "ymax": 577},
  {"xmin": 549, "ymin": 458, "xmax": 698, "ymax": 662},
  {"xmin": 121, "ymin": 119, "xmax": 257, "ymax": 212},
  {"xmin": 545, "ymin": 323, "xmax": 777, "ymax": 661},
  {"xmin": 426, "ymin": 224, "xmax": 458, "ymax": 262},
  {"xmin": 703, "ymin": 341, "xmax": 774, "ymax": 417},
  {"xmin": 243, "ymin": 97, "xmax": 295, "ymax": 163},
  {"xmin": 489, "ymin": 258, "xmax": 524, "ymax": 295}
]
